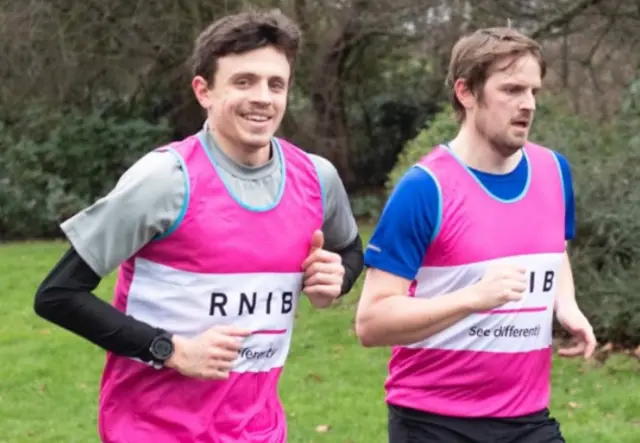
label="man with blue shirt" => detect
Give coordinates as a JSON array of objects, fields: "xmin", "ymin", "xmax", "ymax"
[{"xmin": 356, "ymin": 27, "xmax": 596, "ymax": 443}]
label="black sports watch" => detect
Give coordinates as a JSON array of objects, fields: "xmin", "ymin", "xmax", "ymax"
[{"xmin": 149, "ymin": 331, "xmax": 175, "ymax": 369}]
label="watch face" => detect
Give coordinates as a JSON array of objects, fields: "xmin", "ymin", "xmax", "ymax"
[{"xmin": 153, "ymin": 338, "xmax": 174, "ymax": 359}]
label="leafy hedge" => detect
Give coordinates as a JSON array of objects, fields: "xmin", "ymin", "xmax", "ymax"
[
  {"xmin": 0, "ymin": 105, "xmax": 172, "ymax": 240},
  {"xmin": 386, "ymin": 87, "xmax": 640, "ymax": 346}
]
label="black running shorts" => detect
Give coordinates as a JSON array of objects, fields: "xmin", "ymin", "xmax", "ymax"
[{"xmin": 388, "ymin": 403, "xmax": 565, "ymax": 443}]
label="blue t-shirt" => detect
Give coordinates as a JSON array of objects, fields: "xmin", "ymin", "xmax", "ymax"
[{"xmin": 365, "ymin": 150, "xmax": 575, "ymax": 280}]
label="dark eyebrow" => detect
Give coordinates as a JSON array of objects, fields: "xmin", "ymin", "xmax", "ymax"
[
  {"xmin": 231, "ymin": 72, "xmax": 258, "ymax": 79},
  {"xmin": 230, "ymin": 72, "xmax": 287, "ymax": 83},
  {"xmin": 501, "ymin": 82, "xmax": 539, "ymax": 89}
]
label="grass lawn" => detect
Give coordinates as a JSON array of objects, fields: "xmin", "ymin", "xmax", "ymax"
[{"xmin": 1, "ymin": 235, "xmax": 639, "ymax": 443}]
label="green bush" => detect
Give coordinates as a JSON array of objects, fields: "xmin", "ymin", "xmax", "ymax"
[
  {"xmin": 386, "ymin": 93, "xmax": 640, "ymax": 346},
  {"xmin": 0, "ymin": 106, "xmax": 172, "ymax": 240},
  {"xmin": 349, "ymin": 192, "xmax": 386, "ymax": 222},
  {"xmin": 385, "ymin": 104, "xmax": 459, "ymax": 194}
]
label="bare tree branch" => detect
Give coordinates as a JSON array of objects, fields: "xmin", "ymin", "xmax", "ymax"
[{"xmin": 531, "ymin": 0, "xmax": 606, "ymax": 39}]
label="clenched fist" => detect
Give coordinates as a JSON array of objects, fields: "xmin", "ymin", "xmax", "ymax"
[
  {"xmin": 302, "ymin": 230, "xmax": 345, "ymax": 308},
  {"xmin": 468, "ymin": 263, "xmax": 528, "ymax": 312}
]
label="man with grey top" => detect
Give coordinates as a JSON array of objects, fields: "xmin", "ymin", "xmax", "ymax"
[{"xmin": 34, "ymin": 9, "xmax": 363, "ymax": 441}]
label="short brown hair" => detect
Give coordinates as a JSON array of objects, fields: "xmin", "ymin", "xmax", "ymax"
[
  {"xmin": 446, "ymin": 27, "xmax": 546, "ymax": 122},
  {"xmin": 190, "ymin": 9, "xmax": 302, "ymax": 85}
]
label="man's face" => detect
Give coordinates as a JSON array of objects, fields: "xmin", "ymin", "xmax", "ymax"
[
  {"xmin": 194, "ymin": 45, "xmax": 290, "ymax": 152},
  {"xmin": 472, "ymin": 53, "xmax": 542, "ymax": 156}
]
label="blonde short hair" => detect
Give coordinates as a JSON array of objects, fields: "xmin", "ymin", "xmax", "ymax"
[{"xmin": 446, "ymin": 27, "xmax": 546, "ymax": 122}]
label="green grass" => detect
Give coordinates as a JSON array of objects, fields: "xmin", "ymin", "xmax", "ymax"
[{"xmin": 1, "ymin": 236, "xmax": 639, "ymax": 443}]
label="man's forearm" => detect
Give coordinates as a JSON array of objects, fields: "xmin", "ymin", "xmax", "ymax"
[
  {"xmin": 356, "ymin": 287, "xmax": 476, "ymax": 347},
  {"xmin": 555, "ymin": 250, "xmax": 578, "ymax": 310},
  {"xmin": 337, "ymin": 233, "xmax": 364, "ymax": 295},
  {"xmin": 34, "ymin": 247, "xmax": 160, "ymax": 362}
]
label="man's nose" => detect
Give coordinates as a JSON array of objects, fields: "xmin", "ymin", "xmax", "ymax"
[
  {"xmin": 252, "ymin": 83, "xmax": 272, "ymax": 104},
  {"xmin": 520, "ymin": 90, "xmax": 536, "ymax": 111}
]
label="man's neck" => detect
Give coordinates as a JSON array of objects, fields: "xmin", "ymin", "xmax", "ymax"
[
  {"xmin": 448, "ymin": 124, "xmax": 522, "ymax": 174},
  {"xmin": 208, "ymin": 126, "xmax": 271, "ymax": 168}
]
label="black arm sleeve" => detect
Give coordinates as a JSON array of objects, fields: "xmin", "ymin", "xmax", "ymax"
[
  {"xmin": 33, "ymin": 247, "xmax": 161, "ymax": 362},
  {"xmin": 335, "ymin": 233, "xmax": 364, "ymax": 296}
]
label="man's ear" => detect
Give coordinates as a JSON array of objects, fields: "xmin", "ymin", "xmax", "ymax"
[
  {"xmin": 453, "ymin": 78, "xmax": 476, "ymax": 112},
  {"xmin": 192, "ymin": 76, "xmax": 212, "ymax": 109}
]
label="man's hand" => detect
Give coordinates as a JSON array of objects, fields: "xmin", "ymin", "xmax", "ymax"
[
  {"xmin": 301, "ymin": 230, "xmax": 345, "ymax": 308},
  {"xmin": 556, "ymin": 303, "xmax": 597, "ymax": 359},
  {"xmin": 166, "ymin": 325, "xmax": 252, "ymax": 380},
  {"xmin": 467, "ymin": 263, "xmax": 528, "ymax": 311}
]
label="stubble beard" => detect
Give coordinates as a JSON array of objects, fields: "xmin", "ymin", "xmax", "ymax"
[{"xmin": 476, "ymin": 115, "xmax": 524, "ymax": 158}]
